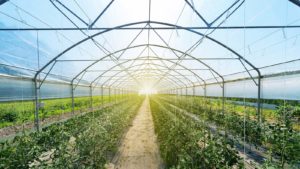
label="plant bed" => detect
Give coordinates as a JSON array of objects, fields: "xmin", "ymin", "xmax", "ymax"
[{"xmin": 0, "ymin": 96, "xmax": 144, "ymax": 168}]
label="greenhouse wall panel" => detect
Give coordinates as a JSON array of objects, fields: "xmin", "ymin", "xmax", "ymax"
[
  {"xmin": 40, "ymin": 82, "xmax": 72, "ymax": 99},
  {"xmin": 206, "ymin": 84, "xmax": 223, "ymax": 97},
  {"xmin": 262, "ymin": 74, "xmax": 300, "ymax": 100},
  {"xmin": 0, "ymin": 76, "xmax": 34, "ymax": 101},
  {"xmin": 224, "ymin": 79, "xmax": 258, "ymax": 99}
]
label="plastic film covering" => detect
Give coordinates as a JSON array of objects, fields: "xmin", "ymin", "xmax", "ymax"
[{"xmin": 0, "ymin": 0, "xmax": 299, "ymax": 99}]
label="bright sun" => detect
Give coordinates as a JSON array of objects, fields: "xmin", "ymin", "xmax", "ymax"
[{"xmin": 139, "ymin": 88, "xmax": 157, "ymax": 95}]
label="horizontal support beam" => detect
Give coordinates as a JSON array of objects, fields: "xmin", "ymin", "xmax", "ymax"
[
  {"xmin": 56, "ymin": 57, "xmax": 237, "ymax": 62},
  {"xmin": 1, "ymin": 25, "xmax": 300, "ymax": 31},
  {"xmin": 86, "ymin": 68, "xmax": 210, "ymax": 72},
  {"xmin": 99, "ymin": 74, "xmax": 196, "ymax": 78}
]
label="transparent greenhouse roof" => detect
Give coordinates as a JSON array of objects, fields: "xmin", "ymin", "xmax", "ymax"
[{"xmin": 0, "ymin": 0, "xmax": 300, "ymax": 90}]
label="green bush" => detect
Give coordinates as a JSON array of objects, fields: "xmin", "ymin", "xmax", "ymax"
[{"xmin": 0, "ymin": 108, "xmax": 17, "ymax": 123}]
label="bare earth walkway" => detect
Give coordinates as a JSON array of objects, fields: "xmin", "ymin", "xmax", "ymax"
[{"xmin": 107, "ymin": 97, "xmax": 163, "ymax": 169}]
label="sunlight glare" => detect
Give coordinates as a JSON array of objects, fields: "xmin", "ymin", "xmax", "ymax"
[{"xmin": 139, "ymin": 88, "xmax": 157, "ymax": 95}]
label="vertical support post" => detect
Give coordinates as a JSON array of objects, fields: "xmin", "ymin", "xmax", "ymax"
[
  {"xmin": 114, "ymin": 88, "xmax": 117, "ymax": 104},
  {"xmin": 34, "ymin": 79, "xmax": 40, "ymax": 131},
  {"xmin": 192, "ymin": 86, "xmax": 195, "ymax": 96},
  {"xmin": 257, "ymin": 76, "xmax": 261, "ymax": 124},
  {"xmin": 203, "ymin": 84, "xmax": 207, "ymax": 109},
  {"xmin": 222, "ymin": 81, "xmax": 225, "ymax": 114},
  {"xmin": 101, "ymin": 85, "xmax": 104, "ymax": 107},
  {"xmin": 90, "ymin": 85, "xmax": 93, "ymax": 112},
  {"xmin": 192, "ymin": 85, "xmax": 195, "ymax": 109},
  {"xmin": 71, "ymin": 83, "xmax": 75, "ymax": 115},
  {"xmin": 120, "ymin": 89, "xmax": 121, "ymax": 100},
  {"xmin": 109, "ymin": 87, "xmax": 111, "ymax": 103},
  {"xmin": 185, "ymin": 87, "xmax": 188, "ymax": 96},
  {"xmin": 204, "ymin": 84, "xmax": 207, "ymax": 98},
  {"xmin": 177, "ymin": 88, "xmax": 179, "ymax": 106}
]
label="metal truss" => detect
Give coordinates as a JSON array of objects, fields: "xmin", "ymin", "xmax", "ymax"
[{"xmin": 7, "ymin": 0, "xmax": 292, "ymax": 130}]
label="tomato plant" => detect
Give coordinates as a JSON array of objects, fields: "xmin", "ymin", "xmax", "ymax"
[
  {"xmin": 150, "ymin": 96, "xmax": 243, "ymax": 168},
  {"xmin": 0, "ymin": 95, "xmax": 144, "ymax": 168}
]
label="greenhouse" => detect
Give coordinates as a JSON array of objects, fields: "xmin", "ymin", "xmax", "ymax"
[{"xmin": 0, "ymin": 0, "xmax": 300, "ymax": 168}]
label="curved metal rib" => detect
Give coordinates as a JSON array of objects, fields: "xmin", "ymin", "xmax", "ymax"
[
  {"xmin": 34, "ymin": 20, "xmax": 260, "ymax": 87},
  {"xmin": 91, "ymin": 62, "xmax": 194, "ymax": 89},
  {"xmin": 71, "ymin": 43, "xmax": 221, "ymax": 88},
  {"xmin": 100, "ymin": 63, "xmax": 195, "ymax": 88},
  {"xmin": 89, "ymin": 56, "xmax": 206, "ymax": 87}
]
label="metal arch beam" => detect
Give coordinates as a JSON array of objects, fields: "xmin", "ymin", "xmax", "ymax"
[
  {"xmin": 33, "ymin": 20, "xmax": 261, "ymax": 118},
  {"xmin": 115, "ymin": 76, "xmax": 182, "ymax": 90},
  {"xmin": 146, "ymin": 56, "xmax": 206, "ymax": 86},
  {"xmin": 146, "ymin": 46, "xmax": 206, "ymax": 86},
  {"xmin": 34, "ymin": 21, "xmax": 146, "ymax": 81},
  {"xmin": 92, "ymin": 56, "xmax": 206, "ymax": 86},
  {"xmin": 111, "ymin": 69, "xmax": 194, "ymax": 88},
  {"xmin": 103, "ymin": 63, "xmax": 195, "ymax": 88},
  {"xmin": 150, "ymin": 21, "xmax": 260, "ymax": 84},
  {"xmin": 97, "ymin": 62, "xmax": 191, "ymax": 88},
  {"xmin": 113, "ymin": 73, "xmax": 183, "ymax": 90},
  {"xmin": 110, "ymin": 65, "xmax": 187, "ymax": 88},
  {"xmin": 112, "ymin": 73, "xmax": 182, "ymax": 90},
  {"xmin": 105, "ymin": 71, "xmax": 185, "ymax": 88},
  {"xmin": 71, "ymin": 43, "xmax": 217, "ymax": 87},
  {"xmin": 34, "ymin": 20, "xmax": 259, "ymax": 85},
  {"xmin": 92, "ymin": 61, "xmax": 197, "ymax": 88},
  {"xmin": 114, "ymin": 77, "xmax": 177, "ymax": 87},
  {"xmin": 94, "ymin": 66, "xmax": 186, "ymax": 89},
  {"xmin": 106, "ymin": 74, "xmax": 183, "ymax": 90},
  {"xmin": 115, "ymin": 77, "xmax": 180, "ymax": 91},
  {"xmin": 108, "ymin": 76, "xmax": 185, "ymax": 91},
  {"xmin": 94, "ymin": 62, "xmax": 193, "ymax": 88},
  {"xmin": 70, "ymin": 45, "xmax": 209, "ymax": 85}
]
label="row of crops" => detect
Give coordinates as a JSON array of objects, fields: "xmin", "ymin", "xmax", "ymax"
[
  {"xmin": 0, "ymin": 95, "xmax": 144, "ymax": 168},
  {"xmin": 0, "ymin": 94, "xmax": 125, "ymax": 128},
  {"xmin": 150, "ymin": 95, "xmax": 300, "ymax": 169}
]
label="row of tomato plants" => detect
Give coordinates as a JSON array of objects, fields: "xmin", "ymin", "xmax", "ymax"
[
  {"xmin": 0, "ymin": 94, "xmax": 126, "ymax": 128},
  {"xmin": 150, "ymin": 97, "xmax": 243, "ymax": 169},
  {"xmin": 157, "ymin": 95, "xmax": 300, "ymax": 168},
  {"xmin": 0, "ymin": 95, "xmax": 144, "ymax": 168}
]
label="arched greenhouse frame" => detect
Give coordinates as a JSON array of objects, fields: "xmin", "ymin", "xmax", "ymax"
[{"xmin": 0, "ymin": 0, "xmax": 299, "ymax": 168}]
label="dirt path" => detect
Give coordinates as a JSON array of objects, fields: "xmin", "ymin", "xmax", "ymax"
[{"xmin": 108, "ymin": 97, "xmax": 163, "ymax": 169}]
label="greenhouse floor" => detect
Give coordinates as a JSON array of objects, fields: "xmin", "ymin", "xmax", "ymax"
[{"xmin": 107, "ymin": 97, "xmax": 163, "ymax": 169}]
